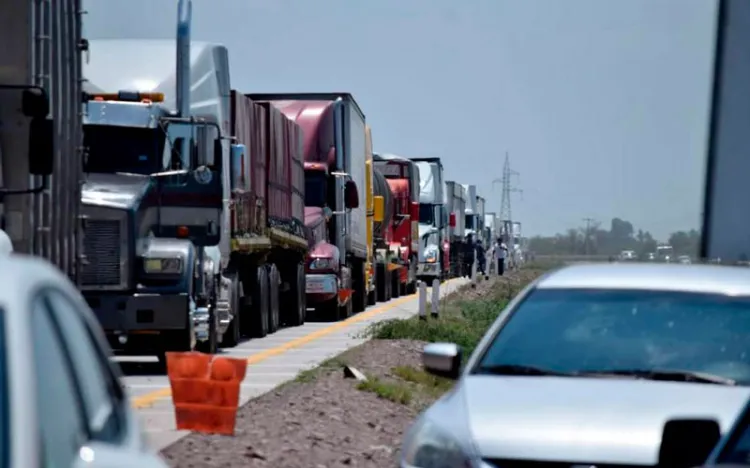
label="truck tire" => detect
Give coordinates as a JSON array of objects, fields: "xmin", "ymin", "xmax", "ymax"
[
  {"xmin": 352, "ymin": 261, "xmax": 367, "ymax": 314},
  {"xmin": 267, "ymin": 264, "xmax": 280, "ymax": 334},
  {"xmin": 339, "ymin": 273, "xmax": 353, "ymax": 320},
  {"xmin": 376, "ymin": 263, "xmax": 388, "ymax": 302},
  {"xmin": 251, "ymin": 266, "xmax": 270, "ymax": 338},
  {"xmin": 391, "ymin": 269, "xmax": 401, "ymax": 299},
  {"xmin": 367, "ymin": 276, "xmax": 377, "ymax": 306},
  {"xmin": 406, "ymin": 259, "xmax": 417, "ymax": 294},
  {"xmin": 283, "ymin": 262, "xmax": 306, "ymax": 327},
  {"xmin": 220, "ymin": 277, "xmax": 241, "ymax": 347}
]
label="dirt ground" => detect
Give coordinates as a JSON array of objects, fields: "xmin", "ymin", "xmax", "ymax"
[{"xmin": 161, "ymin": 271, "xmax": 538, "ymax": 468}]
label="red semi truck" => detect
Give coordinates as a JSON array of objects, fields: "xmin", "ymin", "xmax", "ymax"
[
  {"xmin": 247, "ymin": 93, "xmax": 367, "ymax": 321},
  {"xmin": 373, "ymin": 153, "xmax": 420, "ymax": 295}
]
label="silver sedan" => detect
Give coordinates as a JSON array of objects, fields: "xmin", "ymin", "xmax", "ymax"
[{"xmin": 400, "ymin": 263, "xmax": 750, "ymax": 468}]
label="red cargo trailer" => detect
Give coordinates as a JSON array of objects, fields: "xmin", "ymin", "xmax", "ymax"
[{"xmin": 224, "ymin": 91, "xmax": 308, "ymax": 342}]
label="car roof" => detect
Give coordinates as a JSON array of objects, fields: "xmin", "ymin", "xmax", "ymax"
[
  {"xmin": 0, "ymin": 255, "xmax": 77, "ymax": 311},
  {"xmin": 538, "ymin": 262, "xmax": 750, "ymax": 296}
]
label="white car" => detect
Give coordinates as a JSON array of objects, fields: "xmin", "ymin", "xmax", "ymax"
[
  {"xmin": 0, "ymin": 254, "xmax": 167, "ymax": 468},
  {"xmin": 401, "ymin": 263, "xmax": 750, "ymax": 467}
]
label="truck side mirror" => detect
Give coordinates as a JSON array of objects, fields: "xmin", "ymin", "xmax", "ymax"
[
  {"xmin": 373, "ymin": 196, "xmax": 385, "ymax": 222},
  {"xmin": 449, "ymin": 212, "xmax": 456, "ymax": 228},
  {"xmin": 345, "ymin": 180, "xmax": 359, "ymax": 209},
  {"xmin": 195, "ymin": 125, "xmax": 215, "ymax": 167},
  {"xmin": 28, "ymin": 117, "xmax": 54, "ymax": 176},
  {"xmin": 410, "ymin": 202, "xmax": 419, "ymax": 222}
]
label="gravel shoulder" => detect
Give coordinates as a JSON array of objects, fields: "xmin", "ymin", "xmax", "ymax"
[{"xmin": 161, "ymin": 269, "xmax": 543, "ymax": 468}]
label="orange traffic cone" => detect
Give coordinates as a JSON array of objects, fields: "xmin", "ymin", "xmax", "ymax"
[{"xmin": 166, "ymin": 352, "xmax": 247, "ymax": 436}]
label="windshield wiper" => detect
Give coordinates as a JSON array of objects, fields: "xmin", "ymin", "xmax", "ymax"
[
  {"xmin": 576, "ymin": 369, "xmax": 737, "ymax": 386},
  {"xmin": 474, "ymin": 364, "xmax": 574, "ymax": 377}
]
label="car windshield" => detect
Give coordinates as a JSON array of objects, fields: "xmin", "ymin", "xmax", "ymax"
[
  {"xmin": 419, "ymin": 204, "xmax": 434, "ymax": 225},
  {"xmin": 475, "ymin": 288, "xmax": 750, "ymax": 385},
  {"xmin": 83, "ymin": 124, "xmax": 166, "ymax": 175}
]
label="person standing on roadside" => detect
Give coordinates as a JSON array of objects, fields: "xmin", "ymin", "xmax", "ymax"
[{"xmin": 494, "ymin": 237, "xmax": 508, "ymax": 276}]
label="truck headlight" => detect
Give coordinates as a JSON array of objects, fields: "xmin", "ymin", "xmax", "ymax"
[
  {"xmin": 401, "ymin": 420, "xmax": 477, "ymax": 468},
  {"xmin": 425, "ymin": 247, "xmax": 438, "ymax": 263},
  {"xmin": 309, "ymin": 258, "xmax": 333, "ymax": 270},
  {"xmin": 143, "ymin": 257, "xmax": 183, "ymax": 274}
]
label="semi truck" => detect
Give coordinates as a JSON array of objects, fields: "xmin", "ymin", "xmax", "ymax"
[
  {"xmin": 412, "ymin": 157, "xmax": 448, "ymax": 282},
  {"xmin": 364, "ymin": 125, "xmax": 377, "ymax": 305},
  {"xmin": 462, "ymin": 184, "xmax": 480, "ymax": 242},
  {"xmin": 445, "ymin": 181, "xmax": 466, "ymax": 277},
  {"xmin": 484, "ymin": 212, "xmax": 499, "ymax": 243},
  {"xmin": 248, "ymin": 93, "xmax": 367, "ymax": 320},
  {"xmin": 373, "ymin": 153, "xmax": 420, "ymax": 295},
  {"xmin": 80, "ymin": 0, "xmax": 307, "ymax": 362},
  {"xmin": 0, "ymin": 0, "xmax": 84, "ymax": 277},
  {"xmin": 373, "ymin": 169, "xmax": 395, "ymax": 301}
]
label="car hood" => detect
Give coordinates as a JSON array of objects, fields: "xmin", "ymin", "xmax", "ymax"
[
  {"xmin": 456, "ymin": 376, "xmax": 750, "ymax": 465},
  {"xmin": 82, "ymin": 172, "xmax": 152, "ymax": 210}
]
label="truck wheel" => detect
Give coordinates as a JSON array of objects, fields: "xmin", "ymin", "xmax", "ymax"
[
  {"xmin": 283, "ymin": 263, "xmax": 306, "ymax": 327},
  {"xmin": 339, "ymin": 274, "xmax": 353, "ymax": 320},
  {"xmin": 376, "ymin": 263, "xmax": 387, "ymax": 302},
  {"xmin": 406, "ymin": 260, "xmax": 417, "ymax": 294},
  {"xmin": 352, "ymin": 261, "xmax": 367, "ymax": 314},
  {"xmin": 220, "ymin": 278, "xmax": 241, "ymax": 347},
  {"xmin": 267, "ymin": 264, "xmax": 280, "ymax": 334},
  {"xmin": 251, "ymin": 266, "xmax": 270, "ymax": 338},
  {"xmin": 367, "ymin": 281, "xmax": 377, "ymax": 306},
  {"xmin": 391, "ymin": 270, "xmax": 401, "ymax": 298}
]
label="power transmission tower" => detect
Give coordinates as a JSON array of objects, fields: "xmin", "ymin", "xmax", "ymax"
[
  {"xmin": 492, "ymin": 152, "xmax": 522, "ymax": 223},
  {"xmin": 582, "ymin": 217, "xmax": 596, "ymax": 255}
]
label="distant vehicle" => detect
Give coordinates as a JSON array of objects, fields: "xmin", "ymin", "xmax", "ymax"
[
  {"xmin": 645, "ymin": 252, "xmax": 657, "ymax": 261},
  {"xmin": 657, "ymin": 244, "xmax": 675, "ymax": 262},
  {"xmin": 401, "ymin": 263, "xmax": 750, "ymax": 468},
  {"xmin": 702, "ymin": 397, "xmax": 750, "ymax": 466},
  {"xmin": 619, "ymin": 250, "xmax": 636, "ymax": 261},
  {"xmin": 0, "ymin": 255, "xmax": 167, "ymax": 468},
  {"xmin": 678, "ymin": 255, "xmax": 692, "ymax": 265}
]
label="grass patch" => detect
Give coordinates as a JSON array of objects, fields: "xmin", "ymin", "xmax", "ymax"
[
  {"xmin": 392, "ymin": 365, "xmax": 454, "ymax": 398},
  {"xmin": 357, "ymin": 377, "xmax": 412, "ymax": 405},
  {"xmin": 294, "ymin": 356, "xmax": 348, "ymax": 383}
]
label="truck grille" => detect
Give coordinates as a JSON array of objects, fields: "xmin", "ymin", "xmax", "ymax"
[{"xmin": 81, "ymin": 219, "xmax": 124, "ymax": 287}]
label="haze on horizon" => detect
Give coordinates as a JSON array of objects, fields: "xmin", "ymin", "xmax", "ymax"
[{"xmin": 83, "ymin": 0, "xmax": 717, "ymax": 241}]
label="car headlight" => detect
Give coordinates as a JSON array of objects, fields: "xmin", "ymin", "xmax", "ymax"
[
  {"xmin": 143, "ymin": 257, "xmax": 183, "ymax": 274},
  {"xmin": 309, "ymin": 258, "xmax": 333, "ymax": 270},
  {"xmin": 401, "ymin": 420, "xmax": 475, "ymax": 468},
  {"xmin": 425, "ymin": 247, "xmax": 438, "ymax": 263}
]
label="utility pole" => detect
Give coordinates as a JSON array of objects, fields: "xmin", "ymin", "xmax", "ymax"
[
  {"xmin": 492, "ymin": 152, "xmax": 522, "ymax": 242},
  {"xmin": 582, "ymin": 217, "xmax": 596, "ymax": 255}
]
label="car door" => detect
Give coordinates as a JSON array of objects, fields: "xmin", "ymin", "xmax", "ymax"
[{"xmin": 41, "ymin": 287, "xmax": 168, "ymax": 468}]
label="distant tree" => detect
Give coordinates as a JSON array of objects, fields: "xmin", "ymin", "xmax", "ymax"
[{"xmin": 667, "ymin": 229, "xmax": 700, "ymax": 256}]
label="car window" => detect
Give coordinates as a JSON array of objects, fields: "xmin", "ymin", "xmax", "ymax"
[
  {"xmin": 43, "ymin": 290, "xmax": 124, "ymax": 443},
  {"xmin": 475, "ymin": 288, "xmax": 750, "ymax": 384},
  {"xmin": 32, "ymin": 298, "xmax": 88, "ymax": 467}
]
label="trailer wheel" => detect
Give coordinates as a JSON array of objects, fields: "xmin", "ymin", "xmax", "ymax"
[
  {"xmin": 283, "ymin": 262, "xmax": 306, "ymax": 327},
  {"xmin": 367, "ymin": 279, "xmax": 377, "ymax": 306},
  {"xmin": 391, "ymin": 269, "xmax": 401, "ymax": 299},
  {"xmin": 220, "ymin": 277, "xmax": 241, "ymax": 347},
  {"xmin": 251, "ymin": 266, "xmax": 270, "ymax": 338},
  {"xmin": 267, "ymin": 264, "xmax": 280, "ymax": 334},
  {"xmin": 376, "ymin": 263, "xmax": 387, "ymax": 302}
]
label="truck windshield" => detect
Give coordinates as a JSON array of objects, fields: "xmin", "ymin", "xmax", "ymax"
[
  {"xmin": 305, "ymin": 171, "xmax": 327, "ymax": 207},
  {"xmin": 419, "ymin": 204, "xmax": 434, "ymax": 225},
  {"xmin": 465, "ymin": 216, "xmax": 475, "ymax": 230},
  {"xmin": 84, "ymin": 125, "xmax": 166, "ymax": 175}
]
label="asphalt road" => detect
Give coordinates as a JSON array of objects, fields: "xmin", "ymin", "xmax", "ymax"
[{"xmin": 118, "ymin": 277, "xmax": 469, "ymax": 451}]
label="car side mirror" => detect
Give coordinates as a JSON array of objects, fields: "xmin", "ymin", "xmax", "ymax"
[
  {"xmin": 28, "ymin": 117, "xmax": 54, "ymax": 176},
  {"xmin": 423, "ymin": 342, "xmax": 462, "ymax": 380},
  {"xmin": 345, "ymin": 180, "xmax": 359, "ymax": 209}
]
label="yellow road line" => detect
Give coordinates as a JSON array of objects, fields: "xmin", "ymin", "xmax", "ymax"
[{"xmin": 130, "ymin": 280, "xmax": 459, "ymax": 409}]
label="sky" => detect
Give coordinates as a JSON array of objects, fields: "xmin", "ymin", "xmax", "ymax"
[{"xmin": 83, "ymin": 0, "xmax": 718, "ymax": 240}]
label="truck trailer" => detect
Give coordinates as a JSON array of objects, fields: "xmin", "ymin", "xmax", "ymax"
[
  {"xmin": 412, "ymin": 157, "xmax": 448, "ymax": 282},
  {"xmin": 373, "ymin": 153, "xmax": 420, "ymax": 295},
  {"xmin": 372, "ymin": 169, "xmax": 395, "ymax": 301},
  {"xmin": 462, "ymin": 184, "xmax": 480, "ymax": 242},
  {"xmin": 445, "ymin": 181, "xmax": 467, "ymax": 277},
  {"xmin": 364, "ymin": 125, "xmax": 376, "ymax": 305},
  {"xmin": 248, "ymin": 93, "xmax": 368, "ymax": 320}
]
